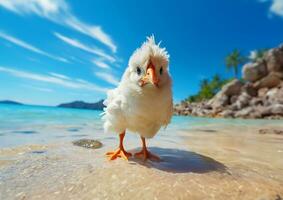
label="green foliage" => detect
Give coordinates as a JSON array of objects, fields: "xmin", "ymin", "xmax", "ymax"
[
  {"xmin": 225, "ymin": 49, "xmax": 246, "ymax": 78},
  {"xmin": 183, "ymin": 47, "xmax": 266, "ymax": 103},
  {"xmin": 186, "ymin": 75, "xmax": 231, "ymax": 103}
]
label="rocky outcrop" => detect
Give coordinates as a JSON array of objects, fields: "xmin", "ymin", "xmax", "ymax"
[
  {"xmin": 207, "ymin": 79, "xmax": 243, "ymax": 111},
  {"xmin": 265, "ymin": 47, "xmax": 283, "ymax": 72},
  {"xmin": 174, "ymin": 44, "xmax": 283, "ymax": 119},
  {"xmin": 242, "ymin": 62, "xmax": 267, "ymax": 82}
]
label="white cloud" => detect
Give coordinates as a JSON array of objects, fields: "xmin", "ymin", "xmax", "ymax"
[
  {"xmin": 76, "ymin": 79, "xmax": 89, "ymax": 84},
  {"xmin": 0, "ymin": 31, "xmax": 69, "ymax": 63},
  {"xmin": 27, "ymin": 57, "xmax": 40, "ymax": 63},
  {"xmin": 260, "ymin": 0, "xmax": 283, "ymax": 17},
  {"xmin": 54, "ymin": 32, "xmax": 115, "ymax": 62},
  {"xmin": 95, "ymin": 72, "xmax": 119, "ymax": 86},
  {"xmin": 270, "ymin": 0, "xmax": 283, "ymax": 16},
  {"xmin": 92, "ymin": 59, "xmax": 110, "ymax": 69},
  {"xmin": 34, "ymin": 87, "xmax": 53, "ymax": 92},
  {"xmin": 249, "ymin": 50, "xmax": 257, "ymax": 60},
  {"xmin": 0, "ymin": 0, "xmax": 65, "ymax": 16},
  {"xmin": 0, "ymin": 0, "xmax": 117, "ymax": 52},
  {"xmin": 49, "ymin": 72, "xmax": 70, "ymax": 80},
  {"xmin": 22, "ymin": 85, "xmax": 54, "ymax": 92},
  {"xmin": 0, "ymin": 66, "xmax": 109, "ymax": 93},
  {"xmin": 69, "ymin": 56, "xmax": 85, "ymax": 64},
  {"xmin": 64, "ymin": 16, "xmax": 117, "ymax": 52}
]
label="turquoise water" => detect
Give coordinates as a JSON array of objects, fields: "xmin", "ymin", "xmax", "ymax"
[
  {"xmin": 0, "ymin": 104, "xmax": 102, "ymax": 128},
  {"xmin": 0, "ymin": 103, "xmax": 282, "ymax": 148}
]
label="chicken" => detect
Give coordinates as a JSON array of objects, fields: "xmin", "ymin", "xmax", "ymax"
[{"xmin": 103, "ymin": 36, "xmax": 173, "ymax": 161}]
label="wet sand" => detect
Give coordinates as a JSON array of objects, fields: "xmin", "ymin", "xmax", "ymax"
[{"xmin": 0, "ymin": 125, "xmax": 283, "ymax": 200}]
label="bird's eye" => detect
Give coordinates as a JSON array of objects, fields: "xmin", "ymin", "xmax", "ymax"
[
  {"xmin": 136, "ymin": 66, "xmax": 141, "ymax": 75},
  {"xmin": 159, "ymin": 67, "xmax": 163, "ymax": 75}
]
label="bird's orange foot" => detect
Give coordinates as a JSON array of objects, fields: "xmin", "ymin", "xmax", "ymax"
[
  {"xmin": 134, "ymin": 149, "xmax": 160, "ymax": 161},
  {"xmin": 106, "ymin": 148, "xmax": 132, "ymax": 161}
]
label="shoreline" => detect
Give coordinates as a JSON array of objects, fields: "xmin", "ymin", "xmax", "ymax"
[{"xmin": 174, "ymin": 112, "xmax": 283, "ymax": 119}]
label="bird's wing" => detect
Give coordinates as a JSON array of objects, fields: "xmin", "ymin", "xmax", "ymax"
[
  {"xmin": 163, "ymin": 98, "xmax": 174, "ymax": 126},
  {"xmin": 102, "ymin": 88, "xmax": 127, "ymax": 133},
  {"xmin": 103, "ymin": 89, "xmax": 116, "ymax": 107}
]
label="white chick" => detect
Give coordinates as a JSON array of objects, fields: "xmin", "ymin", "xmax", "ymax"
[{"xmin": 103, "ymin": 36, "xmax": 173, "ymax": 161}]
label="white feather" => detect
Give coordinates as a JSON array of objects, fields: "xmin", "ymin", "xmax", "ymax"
[{"xmin": 102, "ymin": 36, "xmax": 173, "ymax": 138}]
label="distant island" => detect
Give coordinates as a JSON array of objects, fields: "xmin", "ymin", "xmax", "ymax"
[
  {"xmin": 0, "ymin": 99, "xmax": 105, "ymax": 110},
  {"xmin": 0, "ymin": 100, "xmax": 23, "ymax": 105},
  {"xmin": 57, "ymin": 100, "xmax": 105, "ymax": 110}
]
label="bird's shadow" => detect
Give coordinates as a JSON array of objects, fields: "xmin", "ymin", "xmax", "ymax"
[{"xmin": 129, "ymin": 147, "xmax": 227, "ymax": 174}]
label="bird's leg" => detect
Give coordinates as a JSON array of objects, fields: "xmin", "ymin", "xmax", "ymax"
[
  {"xmin": 106, "ymin": 131, "xmax": 132, "ymax": 161},
  {"xmin": 134, "ymin": 137, "xmax": 160, "ymax": 161}
]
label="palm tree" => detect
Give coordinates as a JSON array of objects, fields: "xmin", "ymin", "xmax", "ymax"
[
  {"xmin": 199, "ymin": 79, "xmax": 214, "ymax": 100},
  {"xmin": 225, "ymin": 49, "xmax": 246, "ymax": 79},
  {"xmin": 200, "ymin": 79, "xmax": 209, "ymax": 89},
  {"xmin": 210, "ymin": 74, "xmax": 222, "ymax": 93}
]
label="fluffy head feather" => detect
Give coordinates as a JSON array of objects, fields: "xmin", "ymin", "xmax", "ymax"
[
  {"xmin": 126, "ymin": 35, "xmax": 170, "ymax": 89},
  {"xmin": 131, "ymin": 35, "xmax": 169, "ymax": 62}
]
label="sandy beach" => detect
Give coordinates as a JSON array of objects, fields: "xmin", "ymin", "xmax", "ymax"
[{"xmin": 1, "ymin": 122, "xmax": 283, "ymax": 200}]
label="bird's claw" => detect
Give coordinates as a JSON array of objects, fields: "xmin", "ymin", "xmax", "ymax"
[
  {"xmin": 134, "ymin": 149, "xmax": 160, "ymax": 161},
  {"xmin": 106, "ymin": 148, "xmax": 132, "ymax": 161}
]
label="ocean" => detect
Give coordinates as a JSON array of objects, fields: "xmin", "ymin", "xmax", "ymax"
[{"xmin": 0, "ymin": 103, "xmax": 282, "ymax": 148}]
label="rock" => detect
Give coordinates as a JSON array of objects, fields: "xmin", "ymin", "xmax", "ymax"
[
  {"xmin": 258, "ymin": 87, "xmax": 269, "ymax": 98},
  {"xmin": 219, "ymin": 110, "xmax": 235, "ymax": 118},
  {"xmin": 234, "ymin": 107, "xmax": 254, "ymax": 118},
  {"xmin": 235, "ymin": 92, "xmax": 252, "ymax": 109},
  {"xmin": 72, "ymin": 139, "xmax": 103, "ymax": 149},
  {"xmin": 229, "ymin": 104, "xmax": 239, "ymax": 111},
  {"xmin": 203, "ymin": 103, "xmax": 212, "ymax": 110},
  {"xmin": 174, "ymin": 102, "xmax": 192, "ymax": 115},
  {"xmin": 242, "ymin": 62, "xmax": 267, "ymax": 82},
  {"xmin": 259, "ymin": 129, "xmax": 283, "ymax": 135},
  {"xmin": 208, "ymin": 79, "xmax": 243, "ymax": 110},
  {"xmin": 233, "ymin": 106, "xmax": 262, "ymax": 118},
  {"xmin": 180, "ymin": 101, "xmax": 189, "ymax": 107},
  {"xmin": 253, "ymin": 73, "xmax": 282, "ymax": 89},
  {"xmin": 208, "ymin": 92, "xmax": 229, "ymax": 110},
  {"xmin": 185, "ymin": 107, "xmax": 192, "ymax": 112},
  {"xmin": 266, "ymin": 87, "xmax": 283, "ymax": 104},
  {"xmin": 249, "ymin": 109, "xmax": 263, "ymax": 118},
  {"xmin": 230, "ymin": 95, "xmax": 238, "ymax": 104},
  {"xmin": 242, "ymin": 83, "xmax": 257, "ymax": 97},
  {"xmin": 273, "ymin": 71, "xmax": 283, "ymax": 79},
  {"xmin": 250, "ymin": 98, "xmax": 263, "ymax": 106},
  {"xmin": 222, "ymin": 79, "xmax": 244, "ymax": 96},
  {"xmin": 264, "ymin": 48, "xmax": 283, "ymax": 73},
  {"xmin": 261, "ymin": 104, "xmax": 283, "ymax": 117},
  {"xmin": 191, "ymin": 107, "xmax": 212, "ymax": 117}
]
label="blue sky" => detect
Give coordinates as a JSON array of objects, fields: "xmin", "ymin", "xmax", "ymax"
[{"xmin": 0, "ymin": 0, "xmax": 283, "ymax": 105}]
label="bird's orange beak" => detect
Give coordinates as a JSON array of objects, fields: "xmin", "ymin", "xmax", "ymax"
[{"xmin": 140, "ymin": 61, "xmax": 159, "ymax": 87}]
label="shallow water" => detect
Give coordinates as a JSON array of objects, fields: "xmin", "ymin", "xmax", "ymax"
[
  {"xmin": 0, "ymin": 104, "xmax": 283, "ymax": 199},
  {"xmin": 1, "ymin": 104, "xmax": 282, "ymax": 148}
]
